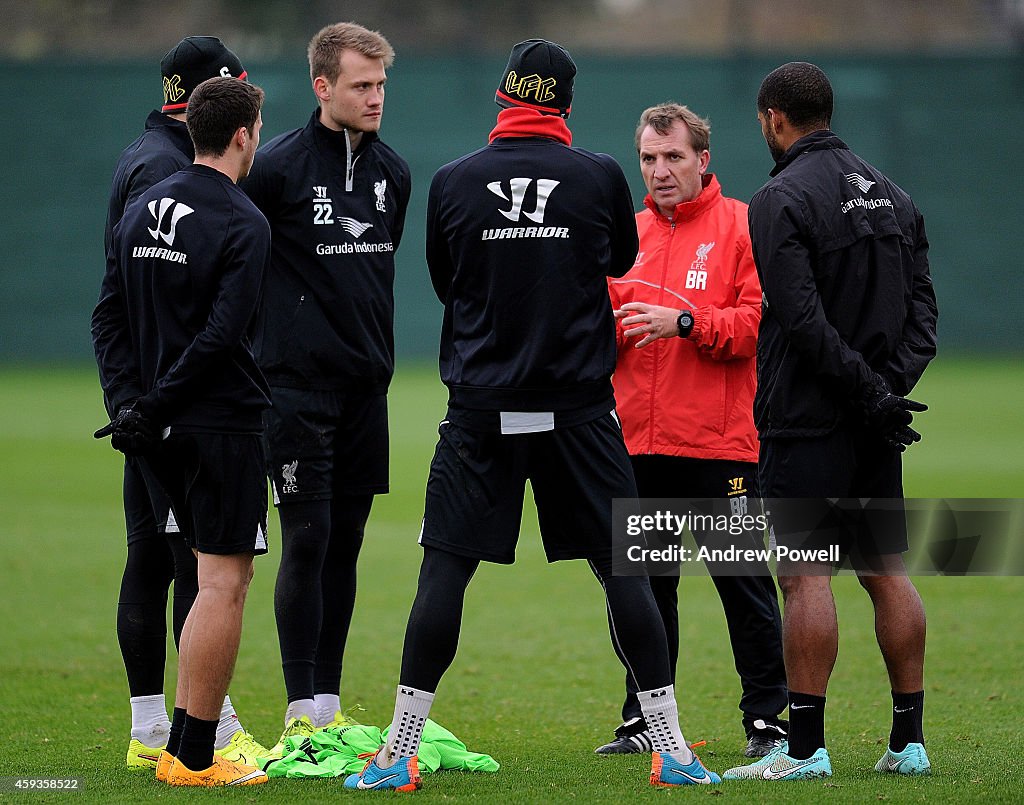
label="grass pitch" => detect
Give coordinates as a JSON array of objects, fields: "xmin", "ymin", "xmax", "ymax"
[{"xmin": 0, "ymin": 357, "xmax": 1021, "ymax": 803}]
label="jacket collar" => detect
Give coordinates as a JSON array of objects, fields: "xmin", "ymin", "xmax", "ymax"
[
  {"xmin": 770, "ymin": 129, "xmax": 848, "ymax": 176},
  {"xmin": 307, "ymin": 109, "xmax": 379, "ymax": 157},
  {"xmin": 643, "ymin": 173, "xmax": 721, "ymax": 223},
  {"xmin": 146, "ymin": 110, "xmax": 194, "ymax": 159},
  {"xmin": 488, "ymin": 107, "xmax": 572, "ymax": 145}
]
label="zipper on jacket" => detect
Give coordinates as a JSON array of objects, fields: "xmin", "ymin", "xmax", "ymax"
[
  {"xmin": 344, "ymin": 129, "xmax": 354, "ymax": 191},
  {"xmin": 647, "ymin": 219, "xmax": 675, "ymax": 454}
]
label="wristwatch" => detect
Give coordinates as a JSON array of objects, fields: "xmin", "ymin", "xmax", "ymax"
[{"xmin": 676, "ymin": 309, "xmax": 695, "ymax": 338}]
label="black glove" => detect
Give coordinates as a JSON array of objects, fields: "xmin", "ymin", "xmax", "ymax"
[
  {"xmin": 883, "ymin": 423, "xmax": 922, "ymax": 453},
  {"xmin": 861, "ymin": 380, "xmax": 927, "ymax": 451},
  {"xmin": 94, "ymin": 401, "xmax": 159, "ymax": 456}
]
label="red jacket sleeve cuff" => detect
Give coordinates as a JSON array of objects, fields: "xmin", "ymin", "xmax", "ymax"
[{"xmin": 690, "ymin": 306, "xmax": 710, "ymax": 342}]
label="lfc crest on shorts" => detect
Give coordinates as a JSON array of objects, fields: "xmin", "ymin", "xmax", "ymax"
[{"xmin": 281, "ymin": 459, "xmax": 299, "ymax": 494}]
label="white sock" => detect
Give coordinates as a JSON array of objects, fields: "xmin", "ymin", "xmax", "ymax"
[
  {"xmin": 285, "ymin": 698, "xmax": 317, "ymax": 726},
  {"xmin": 381, "ymin": 686, "xmax": 434, "ymax": 768},
  {"xmin": 314, "ymin": 693, "xmax": 341, "ymax": 727},
  {"xmin": 214, "ymin": 695, "xmax": 242, "ymax": 750},
  {"xmin": 129, "ymin": 694, "xmax": 170, "ymax": 746},
  {"xmin": 637, "ymin": 685, "xmax": 694, "ymax": 764}
]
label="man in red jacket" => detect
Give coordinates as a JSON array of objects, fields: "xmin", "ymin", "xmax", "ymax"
[{"xmin": 599, "ymin": 103, "xmax": 788, "ymax": 757}]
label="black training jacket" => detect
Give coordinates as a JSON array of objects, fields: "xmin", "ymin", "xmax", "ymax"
[
  {"xmin": 92, "ymin": 165, "xmax": 272, "ymax": 432},
  {"xmin": 242, "ymin": 111, "xmax": 411, "ymax": 393},
  {"xmin": 105, "ymin": 111, "xmax": 194, "ymax": 255},
  {"xmin": 427, "ymin": 123, "xmax": 639, "ymax": 415},
  {"xmin": 748, "ymin": 131, "xmax": 938, "ymax": 438}
]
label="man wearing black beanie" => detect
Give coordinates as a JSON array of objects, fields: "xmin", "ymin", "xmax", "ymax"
[
  {"xmin": 101, "ymin": 35, "xmax": 271, "ymax": 774},
  {"xmin": 494, "ymin": 37, "xmax": 576, "ymax": 117},
  {"xmin": 344, "ymin": 39, "xmax": 720, "ymax": 792}
]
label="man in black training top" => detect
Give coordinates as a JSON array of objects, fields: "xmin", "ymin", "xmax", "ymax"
[
  {"xmin": 101, "ymin": 35, "xmax": 270, "ymax": 771},
  {"xmin": 724, "ymin": 62, "xmax": 937, "ymax": 782},
  {"xmin": 241, "ymin": 21, "xmax": 411, "ymax": 754},
  {"xmin": 344, "ymin": 39, "xmax": 720, "ymax": 793},
  {"xmin": 93, "ymin": 76, "xmax": 271, "ymax": 787}
]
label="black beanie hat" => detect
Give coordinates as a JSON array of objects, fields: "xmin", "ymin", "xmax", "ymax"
[
  {"xmin": 495, "ymin": 39, "xmax": 576, "ymax": 118},
  {"xmin": 160, "ymin": 36, "xmax": 246, "ymax": 114}
]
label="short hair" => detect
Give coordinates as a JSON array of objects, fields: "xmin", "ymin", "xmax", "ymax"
[
  {"xmin": 186, "ymin": 77, "xmax": 264, "ymax": 157},
  {"xmin": 757, "ymin": 62, "xmax": 833, "ymax": 130},
  {"xmin": 635, "ymin": 103, "xmax": 711, "ymax": 153},
  {"xmin": 308, "ymin": 22, "xmax": 395, "ymax": 84}
]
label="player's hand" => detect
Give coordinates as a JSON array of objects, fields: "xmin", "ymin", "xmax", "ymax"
[
  {"xmin": 615, "ymin": 302, "xmax": 684, "ymax": 348},
  {"xmin": 94, "ymin": 401, "xmax": 159, "ymax": 456},
  {"xmin": 861, "ymin": 380, "xmax": 927, "ymax": 451},
  {"xmin": 883, "ymin": 423, "xmax": 922, "ymax": 452}
]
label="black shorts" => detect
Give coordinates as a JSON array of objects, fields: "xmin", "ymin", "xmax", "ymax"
[
  {"xmin": 631, "ymin": 455, "xmax": 760, "ymax": 502},
  {"xmin": 265, "ymin": 386, "xmax": 389, "ymax": 503},
  {"xmin": 631, "ymin": 454, "xmax": 767, "ymax": 555},
  {"xmin": 419, "ymin": 412, "xmax": 637, "ymax": 564},
  {"xmin": 123, "ymin": 456, "xmax": 175, "ymax": 543},
  {"xmin": 759, "ymin": 428, "xmax": 908, "ymax": 558},
  {"xmin": 141, "ymin": 432, "xmax": 269, "ymax": 556}
]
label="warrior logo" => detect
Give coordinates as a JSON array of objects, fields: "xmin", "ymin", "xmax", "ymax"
[
  {"xmin": 312, "ymin": 185, "xmax": 334, "ymax": 225},
  {"xmin": 727, "ymin": 476, "xmax": 746, "ymax": 496},
  {"xmin": 374, "ymin": 179, "xmax": 387, "ymax": 213},
  {"xmin": 728, "ymin": 476, "xmax": 748, "ymax": 517},
  {"xmin": 147, "ymin": 198, "xmax": 193, "ymax": 246},
  {"xmin": 504, "ymin": 71, "xmax": 557, "ymax": 104},
  {"xmin": 487, "ymin": 178, "xmax": 560, "ymax": 223}
]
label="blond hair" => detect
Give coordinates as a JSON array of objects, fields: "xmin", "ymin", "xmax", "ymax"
[{"xmin": 308, "ymin": 22, "xmax": 395, "ymax": 83}]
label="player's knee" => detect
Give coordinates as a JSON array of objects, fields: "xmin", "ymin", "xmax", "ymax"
[
  {"xmin": 855, "ymin": 553, "xmax": 908, "ymax": 585},
  {"xmin": 776, "ymin": 570, "xmax": 826, "ymax": 601},
  {"xmin": 857, "ymin": 566, "xmax": 914, "ymax": 600},
  {"xmin": 197, "ymin": 554, "xmax": 254, "ymax": 600},
  {"xmin": 201, "ymin": 578, "xmax": 250, "ymax": 608},
  {"xmin": 281, "ymin": 532, "xmax": 330, "ymax": 570}
]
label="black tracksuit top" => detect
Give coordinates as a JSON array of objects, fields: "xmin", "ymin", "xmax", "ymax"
[
  {"xmin": 92, "ymin": 164, "xmax": 272, "ymax": 432},
  {"xmin": 99, "ymin": 111, "xmax": 194, "ymax": 420},
  {"xmin": 105, "ymin": 111, "xmax": 194, "ymax": 255},
  {"xmin": 242, "ymin": 111, "xmax": 412, "ymax": 393},
  {"xmin": 426, "ymin": 134, "xmax": 639, "ymax": 415},
  {"xmin": 748, "ymin": 131, "xmax": 938, "ymax": 438}
]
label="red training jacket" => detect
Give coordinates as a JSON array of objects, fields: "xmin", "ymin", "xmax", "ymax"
[{"xmin": 608, "ymin": 174, "xmax": 761, "ymax": 462}]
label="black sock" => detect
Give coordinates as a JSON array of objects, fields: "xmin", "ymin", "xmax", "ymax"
[
  {"xmin": 787, "ymin": 692, "xmax": 826, "ymax": 760},
  {"xmin": 177, "ymin": 715, "xmax": 217, "ymax": 772},
  {"xmin": 889, "ymin": 690, "xmax": 925, "ymax": 752},
  {"xmin": 165, "ymin": 707, "xmax": 187, "ymax": 757}
]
